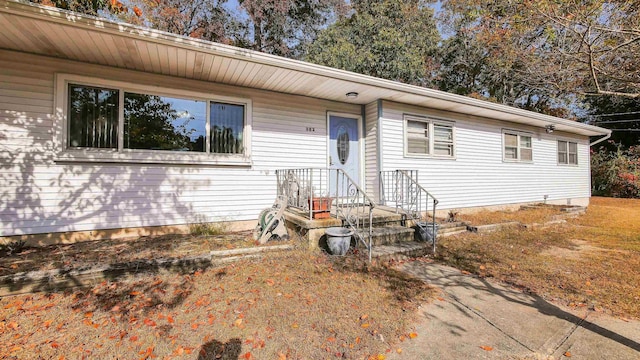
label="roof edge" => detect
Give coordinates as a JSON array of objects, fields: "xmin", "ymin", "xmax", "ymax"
[{"xmin": 1, "ymin": 0, "xmax": 611, "ymax": 136}]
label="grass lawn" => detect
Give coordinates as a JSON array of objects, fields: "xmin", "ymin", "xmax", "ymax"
[
  {"xmin": 437, "ymin": 197, "xmax": 640, "ymax": 319},
  {"xmin": 0, "ymin": 250, "xmax": 434, "ymax": 359}
]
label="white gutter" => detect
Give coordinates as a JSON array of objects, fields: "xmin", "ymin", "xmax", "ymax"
[
  {"xmin": 589, "ymin": 132, "xmax": 612, "ymax": 147},
  {"xmin": 1, "ymin": 0, "xmax": 611, "ymax": 137}
]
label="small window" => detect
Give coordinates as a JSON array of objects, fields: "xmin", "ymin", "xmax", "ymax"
[
  {"xmin": 503, "ymin": 131, "xmax": 533, "ymax": 162},
  {"xmin": 433, "ymin": 124, "xmax": 454, "ymax": 156},
  {"xmin": 68, "ymin": 84, "xmax": 119, "ymax": 149},
  {"xmin": 406, "ymin": 120, "xmax": 430, "ymax": 155},
  {"xmin": 405, "ymin": 116, "xmax": 455, "ymax": 158},
  {"xmin": 558, "ymin": 140, "xmax": 578, "ymax": 165},
  {"xmin": 210, "ymin": 102, "xmax": 245, "ymax": 154}
]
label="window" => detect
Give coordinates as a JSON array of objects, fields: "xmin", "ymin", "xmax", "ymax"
[
  {"xmin": 59, "ymin": 74, "xmax": 252, "ymax": 165},
  {"xmin": 405, "ymin": 115, "xmax": 455, "ymax": 158},
  {"xmin": 123, "ymin": 92, "xmax": 206, "ymax": 152},
  {"xmin": 558, "ymin": 140, "xmax": 578, "ymax": 165},
  {"xmin": 68, "ymin": 84, "xmax": 119, "ymax": 149},
  {"xmin": 503, "ymin": 131, "xmax": 532, "ymax": 162}
]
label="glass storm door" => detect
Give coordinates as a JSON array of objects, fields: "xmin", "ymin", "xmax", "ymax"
[{"xmin": 329, "ymin": 115, "xmax": 360, "ymax": 186}]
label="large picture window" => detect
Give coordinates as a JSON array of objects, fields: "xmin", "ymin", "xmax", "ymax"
[
  {"xmin": 404, "ymin": 115, "xmax": 455, "ymax": 158},
  {"xmin": 503, "ymin": 131, "xmax": 532, "ymax": 162},
  {"xmin": 60, "ymin": 75, "xmax": 251, "ymax": 164},
  {"xmin": 558, "ymin": 140, "xmax": 578, "ymax": 165},
  {"xmin": 124, "ymin": 92, "xmax": 206, "ymax": 152}
]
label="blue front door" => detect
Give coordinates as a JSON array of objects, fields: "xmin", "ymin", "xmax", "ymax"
[{"xmin": 329, "ymin": 115, "xmax": 360, "ymax": 186}]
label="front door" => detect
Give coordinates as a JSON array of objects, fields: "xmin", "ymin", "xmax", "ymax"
[{"xmin": 329, "ymin": 114, "xmax": 360, "ymax": 186}]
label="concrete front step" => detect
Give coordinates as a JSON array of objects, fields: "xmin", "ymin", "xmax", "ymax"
[
  {"xmin": 357, "ymin": 225, "xmax": 415, "ymax": 246},
  {"xmin": 371, "ymin": 241, "xmax": 432, "ymax": 263}
]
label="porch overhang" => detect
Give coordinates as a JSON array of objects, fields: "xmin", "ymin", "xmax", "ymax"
[{"xmin": 0, "ymin": 0, "xmax": 610, "ymax": 137}]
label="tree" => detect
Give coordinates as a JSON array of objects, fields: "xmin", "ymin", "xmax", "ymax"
[
  {"xmin": 436, "ymin": 7, "xmax": 572, "ymax": 116},
  {"xmin": 305, "ymin": 0, "xmax": 440, "ymax": 86},
  {"xmin": 238, "ymin": 0, "xmax": 346, "ymax": 57},
  {"xmin": 128, "ymin": 0, "xmax": 231, "ymax": 42},
  {"xmin": 584, "ymin": 96, "xmax": 640, "ymax": 150},
  {"xmin": 441, "ymin": 0, "xmax": 640, "ymax": 99},
  {"xmin": 32, "ymin": 0, "xmax": 131, "ymax": 16}
]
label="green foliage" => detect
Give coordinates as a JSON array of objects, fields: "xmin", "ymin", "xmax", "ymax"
[
  {"xmin": 189, "ymin": 215, "xmax": 229, "ymax": 236},
  {"xmin": 305, "ymin": 0, "xmax": 439, "ymax": 86},
  {"xmin": 591, "ymin": 144, "xmax": 640, "ymax": 198}
]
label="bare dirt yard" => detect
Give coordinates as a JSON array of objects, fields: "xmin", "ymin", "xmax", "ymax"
[
  {"xmin": 0, "ymin": 248, "xmax": 434, "ymax": 359},
  {"xmin": 437, "ymin": 197, "xmax": 640, "ymax": 320}
]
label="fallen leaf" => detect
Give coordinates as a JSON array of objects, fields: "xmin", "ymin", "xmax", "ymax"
[
  {"xmin": 480, "ymin": 346, "xmax": 493, "ymax": 351},
  {"xmin": 167, "ymin": 315, "xmax": 175, "ymax": 324},
  {"xmin": 360, "ymin": 314, "xmax": 369, "ymax": 320},
  {"xmin": 51, "ymin": 342, "xmax": 60, "ymax": 349},
  {"xmin": 361, "ymin": 323, "xmax": 370, "ymax": 328},
  {"xmin": 277, "ymin": 352, "xmax": 287, "ymax": 360},
  {"xmin": 564, "ymin": 351, "xmax": 572, "ymax": 357},
  {"xmin": 265, "ymin": 279, "xmax": 275, "ymax": 286},
  {"xmin": 396, "ymin": 348, "xmax": 402, "ymax": 354},
  {"xmin": 191, "ymin": 323, "xmax": 199, "ymax": 330},
  {"xmin": 7, "ymin": 322, "xmax": 18, "ymax": 330},
  {"xmin": 84, "ymin": 312, "xmax": 93, "ymax": 318},
  {"xmin": 291, "ymin": 323, "xmax": 299, "ymax": 329},
  {"xmin": 144, "ymin": 318, "xmax": 157, "ymax": 327},
  {"xmin": 130, "ymin": 291, "xmax": 141, "ymax": 296},
  {"xmin": 408, "ymin": 332, "xmax": 418, "ymax": 339},
  {"xmin": 243, "ymin": 352, "xmax": 253, "ymax": 359}
]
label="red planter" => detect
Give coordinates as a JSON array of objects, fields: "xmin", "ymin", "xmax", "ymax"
[{"xmin": 308, "ymin": 197, "xmax": 333, "ymax": 219}]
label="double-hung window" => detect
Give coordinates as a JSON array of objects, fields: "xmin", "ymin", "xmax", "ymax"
[
  {"xmin": 404, "ymin": 115, "xmax": 455, "ymax": 158},
  {"xmin": 503, "ymin": 130, "xmax": 532, "ymax": 162},
  {"xmin": 558, "ymin": 140, "xmax": 578, "ymax": 165},
  {"xmin": 59, "ymin": 74, "xmax": 251, "ymax": 164}
]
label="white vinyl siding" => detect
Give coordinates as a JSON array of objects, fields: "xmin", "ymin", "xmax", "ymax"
[
  {"xmin": 364, "ymin": 101, "xmax": 379, "ymax": 201},
  {"xmin": 0, "ymin": 50, "xmax": 360, "ymax": 236},
  {"xmin": 380, "ymin": 100, "xmax": 591, "ymax": 210},
  {"xmin": 404, "ymin": 115, "xmax": 455, "ymax": 158},
  {"xmin": 558, "ymin": 140, "xmax": 578, "ymax": 165}
]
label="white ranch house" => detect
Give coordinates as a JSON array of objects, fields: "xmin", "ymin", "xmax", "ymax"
[{"xmin": 0, "ymin": 1, "xmax": 610, "ymax": 244}]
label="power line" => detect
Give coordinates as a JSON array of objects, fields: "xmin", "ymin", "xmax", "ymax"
[
  {"xmin": 591, "ymin": 110, "xmax": 640, "ymax": 117},
  {"xmin": 594, "ymin": 118, "xmax": 640, "ymax": 124}
]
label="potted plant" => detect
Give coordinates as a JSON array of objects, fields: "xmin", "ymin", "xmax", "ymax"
[{"xmin": 307, "ymin": 195, "xmax": 333, "ymax": 219}]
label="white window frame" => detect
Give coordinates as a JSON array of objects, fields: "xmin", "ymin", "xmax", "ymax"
[
  {"xmin": 403, "ymin": 114, "xmax": 455, "ymax": 159},
  {"xmin": 557, "ymin": 139, "xmax": 579, "ymax": 166},
  {"xmin": 502, "ymin": 130, "xmax": 533, "ymax": 163},
  {"xmin": 54, "ymin": 73, "xmax": 252, "ymax": 166}
]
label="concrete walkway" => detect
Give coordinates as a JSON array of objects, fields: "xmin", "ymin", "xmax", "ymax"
[{"xmin": 389, "ymin": 261, "xmax": 640, "ymax": 359}]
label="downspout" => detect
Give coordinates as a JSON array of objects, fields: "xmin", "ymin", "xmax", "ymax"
[{"xmin": 589, "ymin": 132, "xmax": 611, "ymax": 147}]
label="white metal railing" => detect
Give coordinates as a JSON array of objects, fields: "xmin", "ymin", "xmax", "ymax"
[
  {"xmin": 379, "ymin": 170, "xmax": 439, "ymax": 253},
  {"xmin": 276, "ymin": 168, "xmax": 375, "ymax": 261}
]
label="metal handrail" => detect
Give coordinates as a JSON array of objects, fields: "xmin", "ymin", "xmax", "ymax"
[
  {"xmin": 275, "ymin": 168, "xmax": 375, "ymax": 261},
  {"xmin": 379, "ymin": 170, "xmax": 439, "ymax": 254},
  {"xmin": 333, "ymin": 169, "xmax": 375, "ymax": 262}
]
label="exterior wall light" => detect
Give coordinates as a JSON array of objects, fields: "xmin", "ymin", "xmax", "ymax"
[
  {"xmin": 545, "ymin": 125, "xmax": 556, "ymax": 133},
  {"xmin": 345, "ymin": 92, "xmax": 359, "ymax": 99}
]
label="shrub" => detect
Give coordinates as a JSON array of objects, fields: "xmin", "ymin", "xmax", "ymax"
[{"xmin": 591, "ymin": 143, "xmax": 640, "ymax": 198}]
